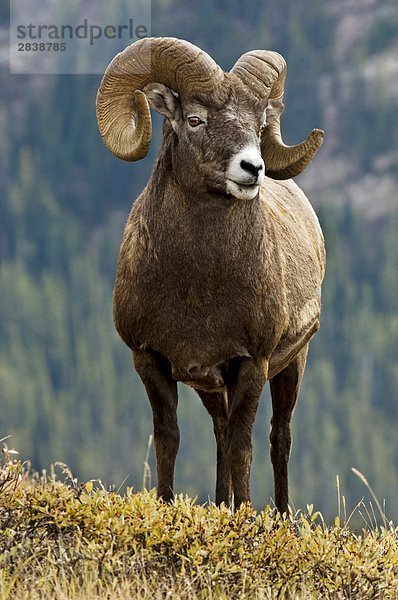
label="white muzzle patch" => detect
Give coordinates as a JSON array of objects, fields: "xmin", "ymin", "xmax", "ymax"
[{"xmin": 226, "ymin": 145, "xmax": 265, "ymax": 200}]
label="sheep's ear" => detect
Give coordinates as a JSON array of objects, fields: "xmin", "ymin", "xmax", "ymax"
[{"xmin": 144, "ymin": 83, "xmax": 182, "ymax": 131}]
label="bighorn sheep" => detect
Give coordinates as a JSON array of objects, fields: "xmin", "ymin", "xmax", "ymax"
[{"xmin": 96, "ymin": 37, "xmax": 325, "ymax": 513}]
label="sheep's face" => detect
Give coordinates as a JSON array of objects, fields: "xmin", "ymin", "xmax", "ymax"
[{"xmin": 145, "ymin": 79, "xmax": 267, "ymax": 201}]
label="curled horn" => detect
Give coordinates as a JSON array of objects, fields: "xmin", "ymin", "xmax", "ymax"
[
  {"xmin": 231, "ymin": 50, "xmax": 323, "ymax": 179},
  {"xmin": 96, "ymin": 37, "xmax": 224, "ymax": 161}
]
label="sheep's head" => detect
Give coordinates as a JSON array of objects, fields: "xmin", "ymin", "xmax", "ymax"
[
  {"xmin": 144, "ymin": 79, "xmax": 270, "ymax": 200},
  {"xmin": 96, "ymin": 37, "xmax": 323, "ymax": 200}
]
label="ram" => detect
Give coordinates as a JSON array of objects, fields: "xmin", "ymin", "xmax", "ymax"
[{"xmin": 96, "ymin": 37, "xmax": 325, "ymax": 513}]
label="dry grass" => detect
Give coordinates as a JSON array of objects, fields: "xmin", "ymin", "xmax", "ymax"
[{"xmin": 1, "ymin": 443, "xmax": 398, "ymax": 599}]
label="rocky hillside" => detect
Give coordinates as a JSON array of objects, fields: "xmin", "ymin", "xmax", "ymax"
[{"xmin": 299, "ymin": 0, "xmax": 398, "ymax": 220}]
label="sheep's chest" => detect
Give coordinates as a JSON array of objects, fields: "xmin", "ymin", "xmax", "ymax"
[{"xmin": 113, "ymin": 195, "xmax": 284, "ymax": 372}]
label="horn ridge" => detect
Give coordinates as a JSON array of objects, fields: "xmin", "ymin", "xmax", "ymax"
[{"xmin": 263, "ymin": 129, "xmax": 324, "ymax": 180}]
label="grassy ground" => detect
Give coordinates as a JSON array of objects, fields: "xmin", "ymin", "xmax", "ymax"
[{"xmin": 1, "ymin": 446, "xmax": 398, "ymax": 599}]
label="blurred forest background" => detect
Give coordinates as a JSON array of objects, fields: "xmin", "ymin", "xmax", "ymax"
[{"xmin": 1, "ymin": 0, "xmax": 398, "ymax": 520}]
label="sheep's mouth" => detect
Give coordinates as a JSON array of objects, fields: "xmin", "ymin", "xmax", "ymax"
[
  {"xmin": 226, "ymin": 178, "xmax": 260, "ymax": 200},
  {"xmin": 229, "ymin": 180, "xmax": 259, "ymax": 190}
]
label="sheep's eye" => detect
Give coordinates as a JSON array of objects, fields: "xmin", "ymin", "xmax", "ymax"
[{"xmin": 187, "ymin": 116, "xmax": 203, "ymax": 128}]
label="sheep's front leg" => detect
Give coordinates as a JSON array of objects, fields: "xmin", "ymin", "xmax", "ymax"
[
  {"xmin": 226, "ymin": 357, "xmax": 268, "ymax": 508},
  {"xmin": 197, "ymin": 390, "xmax": 232, "ymax": 507},
  {"xmin": 133, "ymin": 349, "xmax": 179, "ymax": 502},
  {"xmin": 269, "ymin": 346, "xmax": 308, "ymax": 515}
]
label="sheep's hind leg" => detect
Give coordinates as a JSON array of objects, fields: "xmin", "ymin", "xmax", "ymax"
[
  {"xmin": 226, "ymin": 357, "xmax": 268, "ymax": 508},
  {"xmin": 269, "ymin": 345, "xmax": 308, "ymax": 515},
  {"xmin": 133, "ymin": 349, "xmax": 179, "ymax": 502},
  {"xmin": 197, "ymin": 390, "xmax": 232, "ymax": 507}
]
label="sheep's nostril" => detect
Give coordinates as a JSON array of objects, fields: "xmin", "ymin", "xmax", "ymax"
[{"xmin": 240, "ymin": 160, "xmax": 263, "ymax": 177}]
